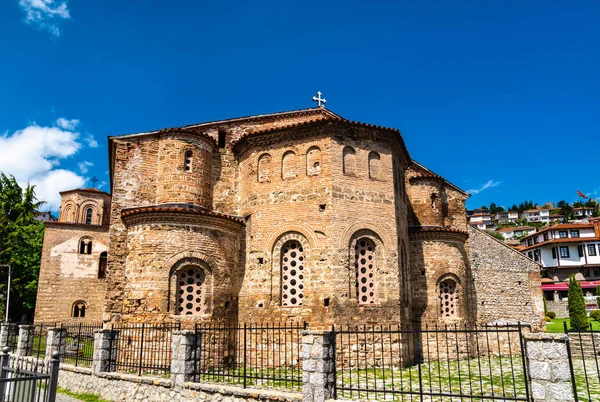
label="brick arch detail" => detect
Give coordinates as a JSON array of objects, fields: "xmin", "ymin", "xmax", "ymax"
[
  {"xmin": 340, "ymin": 221, "xmax": 393, "ymax": 251},
  {"xmin": 166, "ymin": 254, "xmax": 215, "ymax": 316},
  {"xmin": 265, "ymin": 223, "xmax": 317, "ymax": 251},
  {"xmin": 79, "ymin": 200, "xmax": 101, "ymax": 223},
  {"xmin": 164, "ymin": 251, "xmax": 218, "ymax": 274}
]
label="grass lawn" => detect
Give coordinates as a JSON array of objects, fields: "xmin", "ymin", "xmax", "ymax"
[{"xmin": 546, "ymin": 318, "xmax": 600, "ymax": 333}]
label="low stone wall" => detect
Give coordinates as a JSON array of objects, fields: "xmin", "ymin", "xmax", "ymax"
[
  {"xmin": 546, "ymin": 301, "xmax": 568, "ymax": 318},
  {"xmin": 58, "ymin": 364, "xmax": 302, "ymax": 402}
]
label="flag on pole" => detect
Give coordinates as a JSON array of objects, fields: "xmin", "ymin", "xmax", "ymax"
[{"xmin": 577, "ymin": 190, "xmax": 589, "ymax": 199}]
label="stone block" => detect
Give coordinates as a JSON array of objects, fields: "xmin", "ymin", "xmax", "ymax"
[
  {"xmin": 547, "ymin": 382, "xmax": 574, "ymax": 401},
  {"xmin": 530, "ymin": 381, "xmax": 545, "ymax": 400},
  {"xmin": 551, "ymin": 362, "xmax": 571, "ymax": 382},
  {"xmin": 529, "ymin": 362, "xmax": 551, "ymax": 381}
]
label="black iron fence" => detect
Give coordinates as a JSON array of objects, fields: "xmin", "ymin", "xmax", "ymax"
[
  {"xmin": 109, "ymin": 322, "xmax": 181, "ymax": 377},
  {"xmin": 564, "ymin": 323, "xmax": 600, "ymax": 402},
  {"xmin": 193, "ymin": 322, "xmax": 307, "ymax": 391},
  {"xmin": 0, "ymin": 347, "xmax": 59, "ymax": 402},
  {"xmin": 28, "ymin": 323, "xmax": 56, "ymax": 360},
  {"xmin": 59, "ymin": 322, "xmax": 102, "ymax": 367},
  {"xmin": 333, "ymin": 323, "xmax": 530, "ymax": 401}
]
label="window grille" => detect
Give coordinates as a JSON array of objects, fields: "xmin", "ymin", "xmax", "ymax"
[
  {"xmin": 355, "ymin": 239, "xmax": 376, "ymax": 304},
  {"xmin": 184, "ymin": 150, "xmax": 193, "ymax": 171},
  {"xmin": 439, "ymin": 279, "xmax": 457, "ymax": 318},
  {"xmin": 176, "ymin": 267, "xmax": 205, "ymax": 315},
  {"xmin": 281, "ymin": 241, "xmax": 304, "ymax": 306}
]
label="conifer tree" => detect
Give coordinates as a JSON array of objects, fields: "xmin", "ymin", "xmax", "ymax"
[{"xmin": 568, "ymin": 274, "xmax": 588, "ymax": 330}]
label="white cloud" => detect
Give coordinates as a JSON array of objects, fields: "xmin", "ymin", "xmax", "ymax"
[
  {"xmin": 0, "ymin": 118, "xmax": 88, "ymax": 210},
  {"xmin": 467, "ymin": 179, "xmax": 502, "ymax": 195},
  {"xmin": 78, "ymin": 161, "xmax": 93, "ymax": 174},
  {"xmin": 85, "ymin": 135, "xmax": 99, "ymax": 148},
  {"xmin": 56, "ymin": 117, "xmax": 79, "ymax": 130},
  {"xmin": 19, "ymin": 0, "xmax": 70, "ymax": 36}
]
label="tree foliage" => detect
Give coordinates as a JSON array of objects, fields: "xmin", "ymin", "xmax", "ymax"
[
  {"xmin": 568, "ymin": 274, "xmax": 589, "ymax": 330},
  {"xmin": 0, "ymin": 173, "xmax": 45, "ymax": 322}
]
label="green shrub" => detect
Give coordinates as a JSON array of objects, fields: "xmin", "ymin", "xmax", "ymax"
[
  {"xmin": 568, "ymin": 274, "xmax": 589, "ymax": 330},
  {"xmin": 547, "ymin": 311, "xmax": 556, "ymax": 319},
  {"xmin": 590, "ymin": 310, "xmax": 600, "ymax": 321},
  {"xmin": 544, "ymin": 316, "xmax": 552, "ymax": 322}
]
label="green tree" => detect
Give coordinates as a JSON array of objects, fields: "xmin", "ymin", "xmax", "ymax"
[
  {"xmin": 596, "ymin": 284, "xmax": 600, "ymax": 309},
  {"xmin": 489, "ymin": 231, "xmax": 505, "ymax": 241},
  {"xmin": 0, "ymin": 173, "xmax": 45, "ymax": 322},
  {"xmin": 568, "ymin": 274, "xmax": 589, "ymax": 330}
]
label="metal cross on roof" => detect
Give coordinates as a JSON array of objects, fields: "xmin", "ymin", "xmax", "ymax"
[
  {"xmin": 90, "ymin": 176, "xmax": 99, "ymax": 188},
  {"xmin": 312, "ymin": 91, "xmax": 326, "ymax": 108}
]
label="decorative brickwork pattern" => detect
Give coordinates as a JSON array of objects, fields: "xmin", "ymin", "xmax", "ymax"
[
  {"xmin": 354, "ymin": 238, "xmax": 376, "ymax": 304},
  {"xmin": 281, "ymin": 241, "xmax": 305, "ymax": 307}
]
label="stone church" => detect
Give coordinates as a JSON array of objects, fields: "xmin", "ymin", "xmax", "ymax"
[{"xmin": 34, "ymin": 105, "xmax": 545, "ymax": 330}]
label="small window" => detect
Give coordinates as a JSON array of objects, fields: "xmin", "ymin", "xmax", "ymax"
[
  {"xmin": 354, "ymin": 238, "xmax": 376, "ymax": 305},
  {"xmin": 559, "ymin": 231, "xmax": 568, "ymax": 238},
  {"xmin": 571, "ymin": 230, "xmax": 580, "ymax": 238},
  {"xmin": 184, "ymin": 150, "xmax": 193, "ymax": 171},
  {"xmin": 528, "ymin": 251, "xmax": 533, "ymax": 259},
  {"xmin": 594, "ymin": 267, "xmax": 600, "ymax": 277},
  {"xmin": 72, "ymin": 301, "xmax": 86, "ymax": 318},
  {"xmin": 583, "ymin": 267, "xmax": 590, "ymax": 277},
  {"xmin": 543, "ymin": 233, "xmax": 549, "ymax": 241},
  {"xmin": 439, "ymin": 278, "xmax": 457, "ymax": 318},
  {"xmin": 527, "ymin": 239, "xmax": 533, "ymax": 246},
  {"xmin": 578, "ymin": 245, "xmax": 584, "ymax": 258},
  {"xmin": 98, "ymin": 252, "xmax": 107, "ymax": 279},
  {"xmin": 281, "ymin": 241, "xmax": 304, "ymax": 307},
  {"xmin": 534, "ymin": 237, "xmax": 539, "ymax": 244},
  {"xmin": 588, "ymin": 244, "xmax": 597, "ymax": 256},
  {"xmin": 559, "ymin": 246, "xmax": 570, "ymax": 258},
  {"xmin": 79, "ymin": 238, "xmax": 92, "ymax": 255},
  {"xmin": 552, "ymin": 247, "xmax": 557, "ymax": 259},
  {"xmin": 176, "ymin": 267, "xmax": 205, "ymax": 315},
  {"xmin": 85, "ymin": 208, "xmax": 93, "ymax": 225},
  {"xmin": 218, "ymin": 131, "xmax": 226, "ymax": 148}
]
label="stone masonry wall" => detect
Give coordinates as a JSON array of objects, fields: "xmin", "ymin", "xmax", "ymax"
[
  {"xmin": 34, "ymin": 223, "xmax": 109, "ymax": 323},
  {"xmin": 467, "ymin": 226, "xmax": 545, "ymax": 331}
]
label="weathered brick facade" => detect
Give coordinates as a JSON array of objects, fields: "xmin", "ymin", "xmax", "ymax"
[{"xmin": 34, "ymin": 107, "xmax": 544, "ymax": 331}]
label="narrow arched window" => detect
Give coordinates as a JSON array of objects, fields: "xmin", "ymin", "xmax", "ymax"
[
  {"xmin": 72, "ymin": 301, "xmax": 86, "ymax": 318},
  {"xmin": 355, "ymin": 238, "xmax": 375, "ymax": 304},
  {"xmin": 85, "ymin": 208, "xmax": 93, "ymax": 225},
  {"xmin": 184, "ymin": 150, "xmax": 193, "ymax": 172},
  {"xmin": 343, "ymin": 146, "xmax": 356, "ymax": 176},
  {"xmin": 282, "ymin": 151, "xmax": 297, "ymax": 179},
  {"xmin": 176, "ymin": 266, "xmax": 205, "ymax": 315},
  {"xmin": 257, "ymin": 153, "xmax": 272, "ymax": 183},
  {"xmin": 281, "ymin": 241, "xmax": 304, "ymax": 306},
  {"xmin": 306, "ymin": 146, "xmax": 322, "ymax": 176},
  {"xmin": 79, "ymin": 238, "xmax": 92, "ymax": 255},
  {"xmin": 368, "ymin": 152, "xmax": 381, "ymax": 179},
  {"xmin": 439, "ymin": 278, "xmax": 457, "ymax": 318},
  {"xmin": 98, "ymin": 252, "xmax": 107, "ymax": 279}
]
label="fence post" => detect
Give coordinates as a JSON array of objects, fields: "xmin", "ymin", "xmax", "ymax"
[
  {"xmin": 524, "ymin": 333, "xmax": 575, "ymax": 402},
  {"xmin": 302, "ymin": 330, "xmax": 335, "ymax": 402},
  {"xmin": 48, "ymin": 351, "xmax": 60, "ymax": 402},
  {"xmin": 16, "ymin": 324, "xmax": 34, "ymax": 357},
  {"xmin": 170, "ymin": 330, "xmax": 196, "ymax": 387},
  {"xmin": 46, "ymin": 327, "xmax": 66, "ymax": 360},
  {"xmin": 0, "ymin": 346, "xmax": 10, "ymax": 398},
  {"xmin": 92, "ymin": 329, "xmax": 116, "ymax": 375},
  {"xmin": 0, "ymin": 323, "xmax": 16, "ymax": 351}
]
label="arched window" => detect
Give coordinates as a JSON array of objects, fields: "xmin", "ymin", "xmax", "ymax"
[
  {"xmin": 355, "ymin": 238, "xmax": 376, "ymax": 304},
  {"xmin": 368, "ymin": 152, "xmax": 381, "ymax": 179},
  {"xmin": 98, "ymin": 252, "xmax": 107, "ymax": 279},
  {"xmin": 72, "ymin": 301, "xmax": 86, "ymax": 318},
  {"xmin": 257, "ymin": 153, "xmax": 272, "ymax": 183},
  {"xmin": 439, "ymin": 278, "xmax": 457, "ymax": 318},
  {"xmin": 282, "ymin": 151, "xmax": 297, "ymax": 179},
  {"xmin": 281, "ymin": 241, "xmax": 304, "ymax": 307},
  {"xmin": 306, "ymin": 146, "xmax": 322, "ymax": 176},
  {"xmin": 79, "ymin": 238, "xmax": 92, "ymax": 255},
  {"xmin": 342, "ymin": 146, "xmax": 356, "ymax": 176},
  {"xmin": 176, "ymin": 266, "xmax": 206, "ymax": 315},
  {"xmin": 61, "ymin": 203, "xmax": 75, "ymax": 223},
  {"xmin": 184, "ymin": 150, "xmax": 193, "ymax": 172},
  {"xmin": 85, "ymin": 207, "xmax": 93, "ymax": 225}
]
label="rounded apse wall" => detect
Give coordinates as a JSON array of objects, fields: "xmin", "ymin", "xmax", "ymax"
[{"xmin": 157, "ymin": 135, "xmax": 214, "ymax": 207}]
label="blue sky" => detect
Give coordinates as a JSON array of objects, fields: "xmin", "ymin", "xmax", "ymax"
[{"xmin": 0, "ymin": 1, "xmax": 598, "ymax": 211}]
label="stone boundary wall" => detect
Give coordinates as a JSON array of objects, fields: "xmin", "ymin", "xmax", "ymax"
[{"xmin": 58, "ymin": 364, "xmax": 302, "ymax": 402}]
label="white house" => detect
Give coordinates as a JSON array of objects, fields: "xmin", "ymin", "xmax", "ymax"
[
  {"xmin": 521, "ymin": 208, "xmax": 551, "ymax": 223},
  {"xmin": 493, "ymin": 211, "xmax": 519, "ymax": 224},
  {"xmin": 496, "ymin": 226, "xmax": 536, "ymax": 240},
  {"xmin": 519, "ymin": 222, "xmax": 600, "ymax": 300}
]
